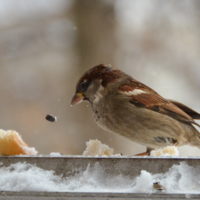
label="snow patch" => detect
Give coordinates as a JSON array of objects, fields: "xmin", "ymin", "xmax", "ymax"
[
  {"xmin": 49, "ymin": 152, "xmax": 62, "ymax": 156},
  {"xmin": 0, "ymin": 162, "xmax": 199, "ymax": 193}
]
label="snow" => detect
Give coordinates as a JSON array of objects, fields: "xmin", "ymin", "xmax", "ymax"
[
  {"xmin": 49, "ymin": 152, "xmax": 62, "ymax": 156},
  {"xmin": 0, "ymin": 161, "xmax": 199, "ymax": 193}
]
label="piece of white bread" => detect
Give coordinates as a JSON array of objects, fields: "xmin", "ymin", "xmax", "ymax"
[
  {"xmin": 0, "ymin": 129, "xmax": 37, "ymax": 155},
  {"xmin": 83, "ymin": 139, "xmax": 114, "ymax": 156},
  {"xmin": 150, "ymin": 146, "xmax": 179, "ymax": 156}
]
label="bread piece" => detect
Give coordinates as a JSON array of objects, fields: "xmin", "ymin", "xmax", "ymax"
[
  {"xmin": 0, "ymin": 129, "xmax": 37, "ymax": 155},
  {"xmin": 150, "ymin": 146, "xmax": 179, "ymax": 156},
  {"xmin": 83, "ymin": 139, "xmax": 114, "ymax": 156}
]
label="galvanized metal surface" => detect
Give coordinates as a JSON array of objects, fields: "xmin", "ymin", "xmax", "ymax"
[
  {"xmin": 0, "ymin": 191, "xmax": 200, "ymax": 200},
  {"xmin": 0, "ymin": 156, "xmax": 200, "ymax": 176},
  {"xmin": 0, "ymin": 156, "xmax": 199, "ymax": 199}
]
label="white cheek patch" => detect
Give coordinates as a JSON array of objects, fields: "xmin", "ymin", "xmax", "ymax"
[
  {"xmin": 123, "ymin": 89, "xmax": 147, "ymax": 96},
  {"xmin": 93, "ymin": 85, "xmax": 104, "ymax": 103}
]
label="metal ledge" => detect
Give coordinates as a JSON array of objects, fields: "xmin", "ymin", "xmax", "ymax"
[
  {"xmin": 0, "ymin": 156, "xmax": 199, "ymax": 199},
  {"xmin": 0, "ymin": 191, "xmax": 200, "ymax": 200},
  {"xmin": 0, "ymin": 156, "xmax": 200, "ymax": 176}
]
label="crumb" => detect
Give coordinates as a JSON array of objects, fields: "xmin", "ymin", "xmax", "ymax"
[
  {"xmin": 0, "ymin": 129, "xmax": 37, "ymax": 155},
  {"xmin": 153, "ymin": 182, "xmax": 165, "ymax": 191},
  {"xmin": 83, "ymin": 139, "xmax": 114, "ymax": 156},
  {"xmin": 150, "ymin": 146, "xmax": 179, "ymax": 156}
]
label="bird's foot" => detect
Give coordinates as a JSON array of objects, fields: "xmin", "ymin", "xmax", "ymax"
[
  {"xmin": 134, "ymin": 147, "xmax": 154, "ymax": 156},
  {"xmin": 172, "ymin": 141, "xmax": 179, "ymax": 146}
]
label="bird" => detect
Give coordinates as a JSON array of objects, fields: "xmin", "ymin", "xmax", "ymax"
[{"xmin": 71, "ymin": 64, "xmax": 200, "ymax": 155}]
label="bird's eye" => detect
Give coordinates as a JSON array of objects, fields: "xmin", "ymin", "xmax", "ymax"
[{"xmin": 78, "ymin": 80, "xmax": 88, "ymax": 92}]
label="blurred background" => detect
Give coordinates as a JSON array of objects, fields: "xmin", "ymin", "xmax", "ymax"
[{"xmin": 0, "ymin": 0, "xmax": 200, "ymax": 156}]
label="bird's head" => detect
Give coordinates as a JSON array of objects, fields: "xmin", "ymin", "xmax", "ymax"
[{"xmin": 71, "ymin": 64, "xmax": 123, "ymax": 105}]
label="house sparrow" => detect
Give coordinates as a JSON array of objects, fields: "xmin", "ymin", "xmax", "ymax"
[{"xmin": 71, "ymin": 64, "xmax": 200, "ymax": 155}]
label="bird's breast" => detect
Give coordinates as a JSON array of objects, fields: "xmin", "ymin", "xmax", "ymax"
[{"xmin": 90, "ymin": 97, "xmax": 195, "ymax": 148}]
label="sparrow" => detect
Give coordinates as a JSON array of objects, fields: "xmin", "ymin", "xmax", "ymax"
[{"xmin": 71, "ymin": 64, "xmax": 200, "ymax": 155}]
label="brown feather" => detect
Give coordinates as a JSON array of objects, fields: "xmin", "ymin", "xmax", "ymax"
[
  {"xmin": 168, "ymin": 99, "xmax": 200, "ymax": 120},
  {"xmin": 119, "ymin": 78, "xmax": 159, "ymax": 95},
  {"xmin": 77, "ymin": 64, "xmax": 122, "ymax": 88},
  {"xmin": 119, "ymin": 83, "xmax": 200, "ymax": 127}
]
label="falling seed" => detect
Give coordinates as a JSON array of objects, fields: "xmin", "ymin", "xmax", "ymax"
[
  {"xmin": 153, "ymin": 182, "xmax": 165, "ymax": 191},
  {"xmin": 46, "ymin": 115, "xmax": 57, "ymax": 122}
]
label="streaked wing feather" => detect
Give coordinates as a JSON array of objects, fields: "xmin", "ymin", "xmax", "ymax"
[
  {"xmin": 168, "ymin": 99, "xmax": 200, "ymax": 120},
  {"xmin": 119, "ymin": 82, "xmax": 199, "ymax": 126},
  {"xmin": 129, "ymin": 93, "xmax": 196, "ymax": 123}
]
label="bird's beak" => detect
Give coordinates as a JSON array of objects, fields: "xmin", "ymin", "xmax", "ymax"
[{"xmin": 71, "ymin": 93, "xmax": 84, "ymax": 106}]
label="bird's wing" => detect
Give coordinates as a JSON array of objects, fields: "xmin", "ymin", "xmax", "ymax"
[
  {"xmin": 119, "ymin": 80, "xmax": 199, "ymax": 126},
  {"xmin": 168, "ymin": 99, "xmax": 200, "ymax": 120}
]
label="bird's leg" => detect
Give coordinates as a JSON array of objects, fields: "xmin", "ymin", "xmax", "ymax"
[
  {"xmin": 172, "ymin": 141, "xmax": 179, "ymax": 146},
  {"xmin": 134, "ymin": 147, "xmax": 154, "ymax": 156}
]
